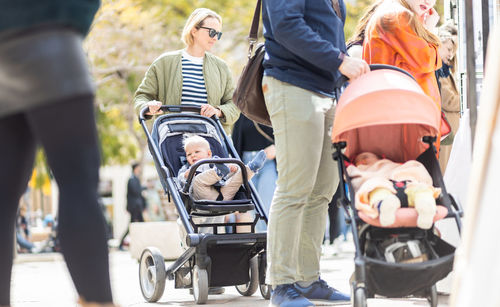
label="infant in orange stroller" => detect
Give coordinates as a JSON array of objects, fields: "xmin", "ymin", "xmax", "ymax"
[{"xmin": 346, "ymin": 152, "xmax": 441, "ymax": 229}]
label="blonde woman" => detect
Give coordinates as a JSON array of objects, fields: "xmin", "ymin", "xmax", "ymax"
[
  {"xmin": 437, "ymin": 22, "xmax": 460, "ymax": 172},
  {"xmin": 134, "ymin": 8, "xmax": 239, "ymax": 134}
]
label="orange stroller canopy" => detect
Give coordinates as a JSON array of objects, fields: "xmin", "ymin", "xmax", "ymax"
[{"xmin": 332, "ymin": 68, "xmax": 440, "ymax": 163}]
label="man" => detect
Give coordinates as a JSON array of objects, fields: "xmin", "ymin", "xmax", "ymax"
[
  {"xmin": 119, "ymin": 163, "xmax": 147, "ymax": 249},
  {"xmin": 261, "ymin": 0, "xmax": 370, "ymax": 306}
]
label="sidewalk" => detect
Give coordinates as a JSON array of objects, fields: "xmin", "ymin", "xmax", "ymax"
[{"xmin": 11, "ymin": 242, "xmax": 450, "ymax": 306}]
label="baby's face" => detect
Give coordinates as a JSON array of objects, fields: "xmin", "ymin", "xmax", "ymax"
[
  {"xmin": 354, "ymin": 152, "xmax": 379, "ymax": 166},
  {"xmin": 185, "ymin": 143, "xmax": 211, "ymax": 165}
]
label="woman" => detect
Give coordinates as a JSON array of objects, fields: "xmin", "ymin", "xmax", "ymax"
[
  {"xmin": 0, "ymin": 1, "xmax": 115, "ymax": 306},
  {"xmin": 134, "ymin": 8, "xmax": 239, "ymax": 134},
  {"xmin": 363, "ymin": 0, "xmax": 442, "ymax": 147},
  {"xmin": 232, "ymin": 114, "xmax": 277, "ymax": 232},
  {"xmin": 436, "ymin": 22, "xmax": 460, "ymax": 173},
  {"xmin": 346, "ymin": 0, "xmax": 383, "ymax": 59}
]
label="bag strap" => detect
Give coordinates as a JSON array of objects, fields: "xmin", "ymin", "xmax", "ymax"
[
  {"xmin": 253, "ymin": 121, "xmax": 274, "ymax": 143},
  {"xmin": 331, "ymin": 0, "xmax": 342, "ymax": 18},
  {"xmin": 247, "ymin": 0, "xmax": 262, "ymax": 58}
]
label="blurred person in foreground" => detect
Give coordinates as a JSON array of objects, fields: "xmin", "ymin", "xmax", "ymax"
[{"xmin": 0, "ymin": 1, "xmax": 116, "ymax": 306}]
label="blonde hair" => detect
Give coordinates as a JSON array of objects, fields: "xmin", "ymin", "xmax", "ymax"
[
  {"xmin": 438, "ymin": 21, "xmax": 458, "ymax": 71},
  {"xmin": 181, "ymin": 8, "xmax": 222, "ymax": 46},
  {"xmin": 374, "ymin": 0, "xmax": 440, "ymax": 47},
  {"xmin": 347, "ymin": 0, "xmax": 383, "ymax": 48},
  {"xmin": 183, "ymin": 135, "xmax": 210, "ymax": 151}
]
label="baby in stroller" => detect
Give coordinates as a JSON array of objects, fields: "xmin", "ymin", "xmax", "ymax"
[
  {"xmin": 177, "ymin": 135, "xmax": 267, "ymax": 201},
  {"xmin": 347, "ymin": 152, "xmax": 441, "ymax": 229}
]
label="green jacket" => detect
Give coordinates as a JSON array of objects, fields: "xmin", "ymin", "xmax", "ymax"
[{"xmin": 134, "ymin": 50, "xmax": 240, "ymax": 134}]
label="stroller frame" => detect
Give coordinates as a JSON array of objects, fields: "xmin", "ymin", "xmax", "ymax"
[
  {"xmin": 333, "ymin": 137, "xmax": 464, "ymax": 307},
  {"xmin": 137, "ymin": 105, "xmax": 270, "ymax": 304}
]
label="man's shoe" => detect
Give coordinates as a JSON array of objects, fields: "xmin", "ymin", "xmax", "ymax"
[
  {"xmin": 294, "ymin": 279, "xmax": 350, "ymax": 303},
  {"xmin": 270, "ymin": 284, "xmax": 314, "ymax": 307}
]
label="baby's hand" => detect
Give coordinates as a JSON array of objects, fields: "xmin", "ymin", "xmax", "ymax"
[
  {"xmin": 229, "ymin": 165, "xmax": 238, "ymax": 173},
  {"xmin": 184, "ymin": 170, "xmax": 189, "ymax": 179}
]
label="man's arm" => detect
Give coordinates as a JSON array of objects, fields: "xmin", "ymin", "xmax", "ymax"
[{"xmin": 265, "ymin": 0, "xmax": 344, "ymax": 72}]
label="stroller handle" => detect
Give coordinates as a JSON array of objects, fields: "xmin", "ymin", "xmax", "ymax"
[
  {"xmin": 334, "ymin": 64, "xmax": 416, "ymax": 90},
  {"xmin": 139, "ymin": 104, "xmax": 209, "ymax": 121}
]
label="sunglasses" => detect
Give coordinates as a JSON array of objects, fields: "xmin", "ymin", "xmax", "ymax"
[{"xmin": 199, "ymin": 26, "xmax": 222, "ymax": 40}]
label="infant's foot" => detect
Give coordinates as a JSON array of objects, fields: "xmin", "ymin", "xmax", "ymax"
[
  {"xmin": 247, "ymin": 150, "xmax": 266, "ymax": 173},
  {"xmin": 378, "ymin": 194, "xmax": 400, "ymax": 226},
  {"xmin": 414, "ymin": 193, "xmax": 437, "ymax": 229}
]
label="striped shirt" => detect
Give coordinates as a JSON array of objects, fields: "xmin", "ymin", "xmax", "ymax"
[{"xmin": 181, "ymin": 50, "xmax": 208, "ymax": 106}]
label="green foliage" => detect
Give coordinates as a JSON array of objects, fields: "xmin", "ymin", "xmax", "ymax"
[{"xmin": 345, "ymin": 0, "xmax": 373, "ymax": 42}]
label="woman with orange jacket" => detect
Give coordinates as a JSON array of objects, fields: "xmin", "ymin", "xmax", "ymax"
[{"xmin": 363, "ymin": 0, "xmax": 443, "ymax": 148}]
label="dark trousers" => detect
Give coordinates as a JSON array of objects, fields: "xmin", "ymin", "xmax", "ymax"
[
  {"xmin": 119, "ymin": 208, "xmax": 144, "ymax": 247},
  {"xmin": 327, "ymin": 185, "xmax": 342, "ymax": 244},
  {"xmin": 0, "ymin": 97, "xmax": 112, "ymax": 304}
]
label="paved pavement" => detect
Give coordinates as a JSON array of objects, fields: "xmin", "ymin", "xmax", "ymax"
[{"xmin": 11, "ymin": 242, "xmax": 451, "ymax": 307}]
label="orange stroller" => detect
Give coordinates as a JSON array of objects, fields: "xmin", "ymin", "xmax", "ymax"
[{"xmin": 331, "ymin": 65, "xmax": 463, "ymax": 307}]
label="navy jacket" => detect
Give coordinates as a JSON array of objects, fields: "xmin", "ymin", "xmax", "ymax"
[{"xmin": 262, "ymin": 0, "xmax": 347, "ymax": 98}]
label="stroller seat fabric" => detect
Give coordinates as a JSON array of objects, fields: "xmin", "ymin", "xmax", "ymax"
[{"xmin": 154, "ymin": 116, "xmax": 254, "ymax": 215}]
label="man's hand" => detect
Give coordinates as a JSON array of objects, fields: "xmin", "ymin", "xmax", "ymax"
[
  {"xmin": 338, "ymin": 56, "xmax": 370, "ymax": 81},
  {"xmin": 264, "ymin": 144, "xmax": 276, "ymax": 160}
]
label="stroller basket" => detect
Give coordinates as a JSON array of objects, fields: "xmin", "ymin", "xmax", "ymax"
[{"xmin": 363, "ymin": 232, "xmax": 455, "ymax": 297}]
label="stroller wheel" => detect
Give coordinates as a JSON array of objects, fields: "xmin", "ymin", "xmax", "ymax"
[
  {"xmin": 353, "ymin": 287, "xmax": 367, "ymax": 307},
  {"xmin": 139, "ymin": 247, "xmax": 166, "ymax": 302},
  {"xmin": 259, "ymin": 284, "xmax": 272, "ymax": 300},
  {"xmin": 427, "ymin": 285, "xmax": 438, "ymax": 307},
  {"xmin": 192, "ymin": 265, "xmax": 209, "ymax": 304},
  {"xmin": 235, "ymin": 256, "xmax": 259, "ymax": 296}
]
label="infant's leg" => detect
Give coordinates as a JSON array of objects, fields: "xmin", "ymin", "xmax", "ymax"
[
  {"xmin": 369, "ymin": 187, "xmax": 400, "ymax": 226},
  {"xmin": 192, "ymin": 169, "xmax": 222, "ymax": 200},
  {"xmin": 221, "ymin": 165, "xmax": 254, "ymax": 200},
  {"xmin": 406, "ymin": 184, "xmax": 437, "ymax": 229}
]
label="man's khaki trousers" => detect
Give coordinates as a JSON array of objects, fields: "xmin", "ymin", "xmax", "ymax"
[{"xmin": 263, "ymin": 76, "xmax": 339, "ymax": 286}]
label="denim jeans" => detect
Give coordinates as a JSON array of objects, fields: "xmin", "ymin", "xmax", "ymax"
[{"xmin": 242, "ymin": 151, "xmax": 277, "ymax": 232}]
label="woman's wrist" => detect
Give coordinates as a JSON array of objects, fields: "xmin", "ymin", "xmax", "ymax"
[{"xmin": 216, "ymin": 107, "xmax": 224, "ymax": 118}]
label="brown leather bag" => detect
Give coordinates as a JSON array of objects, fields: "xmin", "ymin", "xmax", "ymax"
[
  {"xmin": 233, "ymin": 0, "xmax": 341, "ymax": 127},
  {"xmin": 233, "ymin": 0, "xmax": 271, "ymax": 127}
]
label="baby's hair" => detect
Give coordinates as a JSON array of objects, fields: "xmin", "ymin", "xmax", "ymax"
[{"xmin": 183, "ymin": 135, "xmax": 210, "ymax": 151}]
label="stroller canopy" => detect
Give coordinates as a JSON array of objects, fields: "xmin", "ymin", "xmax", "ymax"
[{"xmin": 331, "ymin": 68, "xmax": 440, "ymax": 162}]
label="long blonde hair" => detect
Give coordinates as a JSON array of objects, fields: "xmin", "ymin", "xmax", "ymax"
[
  {"xmin": 347, "ymin": 0, "xmax": 383, "ymax": 48},
  {"xmin": 438, "ymin": 21, "xmax": 458, "ymax": 73},
  {"xmin": 375, "ymin": 0, "xmax": 440, "ymax": 47}
]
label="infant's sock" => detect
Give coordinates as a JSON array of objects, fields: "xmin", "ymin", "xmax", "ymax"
[
  {"xmin": 378, "ymin": 194, "xmax": 400, "ymax": 227},
  {"xmin": 247, "ymin": 150, "xmax": 266, "ymax": 173}
]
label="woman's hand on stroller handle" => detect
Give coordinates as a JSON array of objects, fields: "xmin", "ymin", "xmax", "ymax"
[
  {"xmin": 146, "ymin": 100, "xmax": 163, "ymax": 115},
  {"xmin": 200, "ymin": 104, "xmax": 222, "ymax": 119},
  {"xmin": 139, "ymin": 104, "xmax": 221, "ymax": 122}
]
